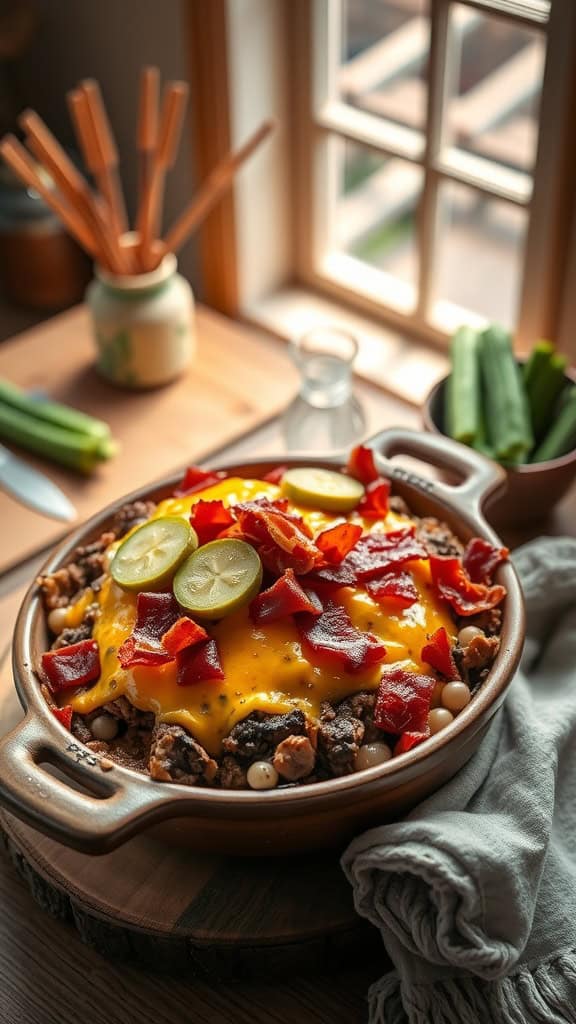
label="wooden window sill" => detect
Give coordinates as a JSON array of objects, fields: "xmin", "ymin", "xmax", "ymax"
[{"xmin": 244, "ymin": 286, "xmax": 449, "ymax": 408}]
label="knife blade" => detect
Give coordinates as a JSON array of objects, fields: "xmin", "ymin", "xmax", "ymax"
[{"xmin": 0, "ymin": 443, "xmax": 76, "ymax": 522}]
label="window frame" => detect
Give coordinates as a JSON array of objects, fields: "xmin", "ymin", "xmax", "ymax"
[{"xmin": 186, "ymin": 0, "xmax": 576, "ymax": 359}]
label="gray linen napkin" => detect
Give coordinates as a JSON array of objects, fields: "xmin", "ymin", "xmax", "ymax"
[{"xmin": 342, "ymin": 537, "xmax": 576, "ymax": 1024}]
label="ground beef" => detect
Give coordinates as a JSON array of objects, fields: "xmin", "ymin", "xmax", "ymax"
[
  {"xmin": 318, "ymin": 709, "xmax": 364, "ymax": 776},
  {"xmin": 149, "ymin": 723, "xmax": 217, "ymax": 785},
  {"xmin": 416, "ymin": 516, "xmax": 463, "ymax": 558},
  {"xmin": 112, "ymin": 500, "xmax": 157, "ymax": 537},
  {"xmin": 338, "ymin": 691, "xmax": 380, "ymax": 743},
  {"xmin": 51, "ymin": 602, "xmax": 99, "ymax": 650},
  {"xmin": 71, "ymin": 715, "xmax": 93, "ymax": 745},
  {"xmin": 101, "ymin": 696, "xmax": 155, "ymax": 732},
  {"xmin": 221, "ymin": 710, "xmax": 308, "ymax": 761},
  {"xmin": 38, "ymin": 531, "xmax": 116, "ymax": 609},
  {"xmin": 389, "ymin": 495, "xmax": 409, "ymax": 516},
  {"xmin": 273, "ymin": 735, "xmax": 316, "ymax": 781},
  {"xmin": 218, "ymin": 755, "xmax": 248, "ymax": 789},
  {"xmin": 463, "ymin": 608, "xmax": 502, "ymax": 636},
  {"xmin": 461, "ymin": 634, "xmax": 500, "ymax": 672}
]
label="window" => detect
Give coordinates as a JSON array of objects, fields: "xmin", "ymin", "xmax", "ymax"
[
  {"xmin": 303, "ymin": 0, "xmax": 565, "ymax": 345},
  {"xmin": 188, "ymin": 0, "xmax": 576, "ymax": 366}
]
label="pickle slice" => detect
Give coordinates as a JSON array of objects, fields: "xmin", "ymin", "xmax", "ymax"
[
  {"xmin": 173, "ymin": 539, "xmax": 263, "ymax": 620},
  {"xmin": 110, "ymin": 517, "xmax": 198, "ymax": 591},
  {"xmin": 281, "ymin": 467, "xmax": 364, "ymax": 512}
]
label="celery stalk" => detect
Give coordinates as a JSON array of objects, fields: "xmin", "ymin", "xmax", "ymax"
[
  {"xmin": 0, "ymin": 403, "xmax": 114, "ymax": 474},
  {"xmin": 0, "ymin": 378, "xmax": 110, "ymax": 442}
]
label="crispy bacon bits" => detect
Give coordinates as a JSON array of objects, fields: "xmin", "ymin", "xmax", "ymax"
[
  {"xmin": 430, "ymin": 555, "xmax": 506, "ymax": 617},
  {"xmin": 51, "ymin": 704, "xmax": 73, "ymax": 730},
  {"xmin": 41, "ymin": 639, "xmax": 101, "ymax": 693},
  {"xmin": 189, "ymin": 500, "xmax": 236, "ymax": 546},
  {"xmin": 263, "ymin": 464, "xmax": 288, "ymax": 484},
  {"xmin": 421, "ymin": 626, "xmax": 460, "ymax": 680},
  {"xmin": 366, "ymin": 570, "xmax": 419, "ymax": 608},
  {"xmin": 463, "ymin": 537, "xmax": 509, "ymax": 584},
  {"xmin": 347, "ymin": 444, "xmax": 380, "ymax": 484},
  {"xmin": 374, "ymin": 666, "xmax": 436, "ymax": 734},
  {"xmin": 162, "ymin": 617, "xmax": 208, "ymax": 657},
  {"xmin": 394, "ymin": 730, "xmax": 430, "ymax": 755},
  {"xmin": 173, "ymin": 465, "xmax": 227, "ymax": 497},
  {"xmin": 177, "ymin": 638, "xmax": 225, "ymax": 686},
  {"xmin": 298, "ymin": 601, "xmax": 386, "ymax": 674},
  {"xmin": 315, "ymin": 522, "xmax": 362, "ymax": 564},
  {"xmin": 357, "ymin": 479, "xmax": 391, "ymax": 520},
  {"xmin": 234, "ymin": 500, "xmax": 324, "ymax": 576},
  {"xmin": 250, "ymin": 569, "xmax": 322, "ymax": 625},
  {"xmin": 118, "ymin": 592, "xmax": 180, "ymax": 668},
  {"xmin": 309, "ymin": 526, "xmax": 427, "ymax": 588}
]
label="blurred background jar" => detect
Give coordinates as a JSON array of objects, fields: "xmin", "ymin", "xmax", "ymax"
[
  {"xmin": 0, "ymin": 162, "xmax": 91, "ymax": 311},
  {"xmin": 86, "ymin": 244, "xmax": 195, "ymax": 389}
]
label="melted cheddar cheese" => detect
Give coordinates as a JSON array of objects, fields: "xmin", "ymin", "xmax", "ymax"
[{"xmin": 66, "ymin": 477, "xmax": 456, "ymax": 753}]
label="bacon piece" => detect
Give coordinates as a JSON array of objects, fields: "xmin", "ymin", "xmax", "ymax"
[
  {"xmin": 52, "ymin": 705, "xmax": 73, "ymax": 730},
  {"xmin": 315, "ymin": 523, "xmax": 362, "ymax": 564},
  {"xmin": 177, "ymin": 638, "xmax": 225, "ymax": 686},
  {"xmin": 234, "ymin": 501, "xmax": 323, "ymax": 576},
  {"xmin": 42, "ymin": 639, "xmax": 100, "ymax": 693},
  {"xmin": 421, "ymin": 626, "xmax": 460, "ymax": 680},
  {"xmin": 308, "ymin": 527, "xmax": 427, "ymax": 588},
  {"xmin": 250, "ymin": 569, "xmax": 322, "ymax": 625},
  {"xmin": 347, "ymin": 444, "xmax": 379, "ymax": 484},
  {"xmin": 297, "ymin": 601, "xmax": 386, "ymax": 674},
  {"xmin": 463, "ymin": 537, "xmax": 509, "ymax": 583},
  {"xmin": 117, "ymin": 639, "xmax": 172, "ymax": 669},
  {"xmin": 173, "ymin": 465, "xmax": 226, "ymax": 497},
  {"xmin": 357, "ymin": 479, "xmax": 391, "ymax": 520},
  {"xmin": 162, "ymin": 617, "xmax": 208, "ymax": 656},
  {"xmin": 374, "ymin": 666, "xmax": 436, "ymax": 734},
  {"xmin": 263, "ymin": 464, "xmax": 288, "ymax": 484},
  {"xmin": 366, "ymin": 570, "xmax": 418, "ymax": 608},
  {"xmin": 430, "ymin": 555, "xmax": 506, "ymax": 617},
  {"xmin": 394, "ymin": 730, "xmax": 429, "ymax": 755},
  {"xmin": 189, "ymin": 500, "xmax": 236, "ymax": 545},
  {"xmin": 118, "ymin": 592, "xmax": 179, "ymax": 668}
]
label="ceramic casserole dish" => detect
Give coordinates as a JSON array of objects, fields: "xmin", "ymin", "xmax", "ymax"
[{"xmin": 0, "ymin": 429, "xmax": 524, "ymax": 854}]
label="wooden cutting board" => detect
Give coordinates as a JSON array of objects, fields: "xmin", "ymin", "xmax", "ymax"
[{"xmin": 0, "ymin": 304, "xmax": 298, "ymax": 575}]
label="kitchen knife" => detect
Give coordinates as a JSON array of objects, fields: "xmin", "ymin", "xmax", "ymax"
[{"xmin": 0, "ymin": 443, "xmax": 76, "ymax": 522}]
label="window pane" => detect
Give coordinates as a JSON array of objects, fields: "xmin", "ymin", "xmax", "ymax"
[
  {"xmin": 444, "ymin": 4, "xmax": 546, "ymax": 174},
  {"xmin": 326, "ymin": 138, "xmax": 422, "ymax": 309},
  {"xmin": 339, "ymin": 0, "xmax": 429, "ymax": 130},
  {"xmin": 431, "ymin": 181, "xmax": 528, "ymax": 330}
]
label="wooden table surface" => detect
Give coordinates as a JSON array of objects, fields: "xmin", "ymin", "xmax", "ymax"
[
  {"xmin": 0, "ymin": 304, "xmax": 419, "ymax": 1024},
  {"xmin": 2, "ymin": 305, "xmax": 575, "ymax": 1023}
]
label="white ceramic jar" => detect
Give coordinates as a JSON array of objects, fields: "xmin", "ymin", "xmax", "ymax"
[{"xmin": 86, "ymin": 251, "xmax": 195, "ymax": 388}]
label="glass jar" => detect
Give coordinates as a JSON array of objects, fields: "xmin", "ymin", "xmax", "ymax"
[
  {"xmin": 86, "ymin": 250, "xmax": 195, "ymax": 388},
  {"xmin": 282, "ymin": 327, "xmax": 366, "ymax": 451}
]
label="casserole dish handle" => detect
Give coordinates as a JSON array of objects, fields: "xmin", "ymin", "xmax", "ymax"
[
  {"xmin": 0, "ymin": 713, "xmax": 172, "ymax": 853},
  {"xmin": 367, "ymin": 427, "xmax": 506, "ymax": 516}
]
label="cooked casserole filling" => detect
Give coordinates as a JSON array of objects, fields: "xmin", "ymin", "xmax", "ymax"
[{"xmin": 37, "ymin": 447, "xmax": 506, "ymax": 789}]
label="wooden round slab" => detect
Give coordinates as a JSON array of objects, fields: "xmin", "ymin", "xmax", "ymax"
[{"xmin": 0, "ymin": 809, "xmax": 378, "ymax": 978}]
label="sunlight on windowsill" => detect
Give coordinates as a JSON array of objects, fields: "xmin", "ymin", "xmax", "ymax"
[{"xmin": 245, "ymin": 286, "xmax": 449, "ymax": 409}]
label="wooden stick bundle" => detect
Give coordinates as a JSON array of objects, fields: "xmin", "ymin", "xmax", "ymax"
[{"xmin": 0, "ymin": 67, "xmax": 274, "ymax": 278}]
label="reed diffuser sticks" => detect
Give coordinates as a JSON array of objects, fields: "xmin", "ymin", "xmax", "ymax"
[{"xmin": 0, "ymin": 67, "xmax": 274, "ymax": 277}]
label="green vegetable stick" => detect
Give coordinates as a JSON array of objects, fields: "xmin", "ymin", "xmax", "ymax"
[
  {"xmin": 447, "ymin": 326, "xmax": 481, "ymax": 445},
  {"xmin": 479, "ymin": 325, "xmax": 533, "ymax": 463},
  {"xmin": 531, "ymin": 386, "xmax": 576, "ymax": 462},
  {"xmin": 0, "ymin": 402, "xmax": 114, "ymax": 474},
  {"xmin": 0, "ymin": 378, "xmax": 111, "ymax": 442},
  {"xmin": 523, "ymin": 340, "xmax": 555, "ymax": 392},
  {"xmin": 526, "ymin": 352, "xmax": 568, "ymax": 443}
]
